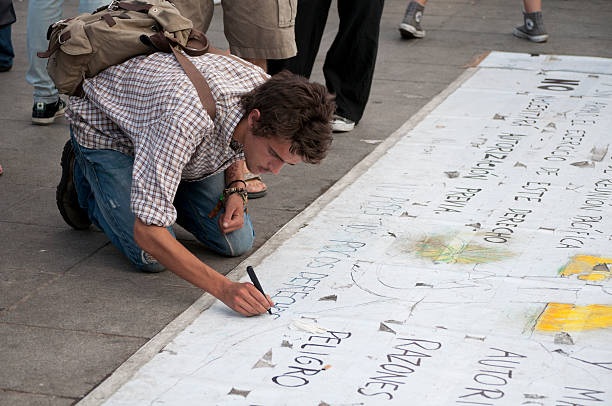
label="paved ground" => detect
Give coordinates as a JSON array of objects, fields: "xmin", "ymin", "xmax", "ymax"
[{"xmin": 0, "ymin": 0, "xmax": 610, "ymax": 405}]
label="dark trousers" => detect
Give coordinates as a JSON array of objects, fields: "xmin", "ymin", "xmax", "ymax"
[
  {"xmin": 269, "ymin": 0, "xmax": 384, "ymax": 124},
  {"xmin": 0, "ymin": 25, "xmax": 14, "ymax": 68}
]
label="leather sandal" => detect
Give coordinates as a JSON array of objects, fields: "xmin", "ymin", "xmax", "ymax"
[{"xmin": 245, "ymin": 173, "xmax": 267, "ymax": 199}]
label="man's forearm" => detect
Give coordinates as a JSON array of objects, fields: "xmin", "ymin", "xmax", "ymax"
[
  {"xmin": 133, "ymin": 218, "xmax": 273, "ymax": 316},
  {"xmin": 224, "ymin": 160, "xmax": 245, "ymax": 185},
  {"xmin": 133, "ymin": 218, "xmax": 229, "ymax": 298}
]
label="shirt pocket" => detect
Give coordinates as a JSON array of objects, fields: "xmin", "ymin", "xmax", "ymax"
[{"xmin": 277, "ymin": 0, "xmax": 297, "ymax": 28}]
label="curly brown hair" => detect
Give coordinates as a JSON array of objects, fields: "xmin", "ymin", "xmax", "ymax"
[{"xmin": 240, "ymin": 71, "xmax": 335, "ymax": 164}]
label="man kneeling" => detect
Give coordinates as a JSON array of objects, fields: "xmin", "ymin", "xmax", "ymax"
[{"xmin": 57, "ymin": 52, "xmax": 334, "ymax": 316}]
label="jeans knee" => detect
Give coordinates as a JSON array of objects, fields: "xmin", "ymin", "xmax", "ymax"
[
  {"xmin": 129, "ymin": 249, "xmax": 166, "ymax": 273},
  {"xmin": 219, "ymin": 226, "xmax": 255, "ymax": 257}
]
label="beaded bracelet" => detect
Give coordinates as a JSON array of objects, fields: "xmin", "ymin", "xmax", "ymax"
[{"xmin": 207, "ymin": 186, "xmax": 248, "ymax": 218}]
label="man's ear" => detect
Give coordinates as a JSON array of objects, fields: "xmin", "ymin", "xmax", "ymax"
[{"xmin": 248, "ymin": 109, "xmax": 261, "ymax": 127}]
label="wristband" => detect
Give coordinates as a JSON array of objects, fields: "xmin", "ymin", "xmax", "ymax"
[
  {"xmin": 226, "ymin": 179, "xmax": 247, "ymax": 189},
  {"xmin": 207, "ymin": 186, "xmax": 248, "ymax": 218}
]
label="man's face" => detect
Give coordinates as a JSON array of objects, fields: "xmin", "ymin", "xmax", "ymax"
[
  {"xmin": 242, "ymin": 110, "xmax": 302, "ymax": 175},
  {"xmin": 243, "ymin": 131, "xmax": 302, "ymax": 175}
]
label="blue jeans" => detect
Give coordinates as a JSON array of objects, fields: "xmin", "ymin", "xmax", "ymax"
[
  {"xmin": 71, "ymin": 133, "xmax": 255, "ymax": 272},
  {"xmin": 26, "ymin": 0, "xmax": 107, "ymax": 103},
  {"xmin": 0, "ymin": 25, "xmax": 14, "ymax": 68}
]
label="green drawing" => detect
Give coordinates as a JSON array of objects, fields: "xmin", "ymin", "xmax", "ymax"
[{"xmin": 414, "ymin": 234, "xmax": 513, "ymax": 264}]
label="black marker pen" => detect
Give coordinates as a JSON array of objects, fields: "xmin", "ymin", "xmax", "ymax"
[{"xmin": 247, "ymin": 266, "xmax": 272, "ymax": 315}]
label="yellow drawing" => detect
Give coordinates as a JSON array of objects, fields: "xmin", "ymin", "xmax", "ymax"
[
  {"xmin": 559, "ymin": 255, "xmax": 612, "ymax": 281},
  {"xmin": 415, "ymin": 234, "xmax": 513, "ymax": 264},
  {"xmin": 535, "ymin": 303, "xmax": 612, "ymax": 332}
]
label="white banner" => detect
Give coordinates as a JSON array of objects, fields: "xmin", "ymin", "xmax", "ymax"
[{"xmin": 103, "ymin": 52, "xmax": 612, "ymax": 405}]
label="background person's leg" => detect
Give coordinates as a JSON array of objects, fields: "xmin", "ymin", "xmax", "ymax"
[
  {"xmin": 523, "ymin": 0, "xmax": 542, "ymax": 13},
  {"xmin": 222, "ymin": 0, "xmax": 298, "ymax": 72},
  {"xmin": 27, "ymin": 0, "xmax": 107, "ymax": 124},
  {"xmin": 324, "ymin": 0, "xmax": 384, "ymax": 126},
  {"xmin": 174, "ymin": 173, "xmax": 255, "ymax": 257},
  {"xmin": 267, "ymin": 0, "xmax": 332, "ymax": 77},
  {"xmin": 0, "ymin": 25, "xmax": 14, "ymax": 71},
  {"xmin": 514, "ymin": 0, "xmax": 548, "ymax": 42},
  {"xmin": 77, "ymin": 0, "xmax": 106, "ymax": 13},
  {"xmin": 172, "ymin": 0, "xmax": 214, "ymax": 33},
  {"xmin": 71, "ymin": 135, "xmax": 169, "ymax": 272},
  {"xmin": 26, "ymin": 0, "xmax": 63, "ymax": 106}
]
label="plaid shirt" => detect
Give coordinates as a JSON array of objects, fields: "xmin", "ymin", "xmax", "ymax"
[{"xmin": 66, "ymin": 53, "xmax": 268, "ymax": 227}]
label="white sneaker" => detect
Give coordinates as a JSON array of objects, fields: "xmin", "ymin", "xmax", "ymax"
[{"xmin": 331, "ymin": 114, "xmax": 355, "ymax": 132}]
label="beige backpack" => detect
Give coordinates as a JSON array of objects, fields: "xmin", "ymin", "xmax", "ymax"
[{"xmin": 38, "ymin": 0, "xmax": 218, "ymax": 118}]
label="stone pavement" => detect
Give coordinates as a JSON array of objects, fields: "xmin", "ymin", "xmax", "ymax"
[{"xmin": 0, "ymin": 1, "xmax": 610, "ymax": 405}]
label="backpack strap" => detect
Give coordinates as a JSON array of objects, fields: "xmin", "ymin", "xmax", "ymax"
[
  {"xmin": 148, "ymin": 29, "xmax": 266, "ymax": 121},
  {"xmin": 169, "ymin": 45, "xmax": 217, "ymax": 120},
  {"xmin": 169, "ymin": 44, "xmax": 268, "ymax": 120},
  {"xmin": 147, "ymin": 31, "xmax": 216, "ymax": 120},
  {"xmin": 116, "ymin": 1, "xmax": 153, "ymax": 12},
  {"xmin": 37, "ymin": 30, "xmax": 71, "ymax": 58}
]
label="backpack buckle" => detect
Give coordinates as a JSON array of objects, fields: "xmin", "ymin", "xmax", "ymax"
[
  {"xmin": 107, "ymin": 0, "xmax": 120, "ymax": 11},
  {"xmin": 58, "ymin": 30, "xmax": 71, "ymax": 45}
]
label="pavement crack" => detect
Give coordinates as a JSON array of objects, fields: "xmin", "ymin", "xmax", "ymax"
[
  {"xmin": 0, "ymin": 219, "xmax": 67, "ymax": 229},
  {"xmin": 0, "ymin": 321, "xmax": 150, "ymax": 340},
  {"xmin": 0, "ymin": 387, "xmax": 79, "ymax": 401}
]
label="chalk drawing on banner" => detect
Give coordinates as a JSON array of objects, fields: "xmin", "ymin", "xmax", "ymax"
[
  {"xmin": 350, "ymin": 262, "xmax": 495, "ymax": 303},
  {"xmin": 559, "ymin": 254, "xmax": 612, "ymax": 282},
  {"xmin": 535, "ymin": 303, "xmax": 612, "ymax": 332},
  {"xmin": 388, "ymin": 232, "xmax": 515, "ymax": 265},
  {"xmin": 411, "ymin": 233, "xmax": 514, "ymax": 264}
]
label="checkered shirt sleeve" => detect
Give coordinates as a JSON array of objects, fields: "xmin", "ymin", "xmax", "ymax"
[{"xmin": 66, "ymin": 53, "xmax": 268, "ymax": 227}]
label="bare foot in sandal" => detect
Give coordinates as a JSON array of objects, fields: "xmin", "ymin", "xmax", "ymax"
[{"xmin": 245, "ymin": 171, "xmax": 267, "ymax": 199}]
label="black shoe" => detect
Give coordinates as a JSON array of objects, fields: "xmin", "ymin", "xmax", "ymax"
[
  {"xmin": 0, "ymin": 64, "xmax": 12, "ymax": 72},
  {"xmin": 32, "ymin": 99, "xmax": 66, "ymax": 125},
  {"xmin": 57, "ymin": 140, "xmax": 91, "ymax": 230}
]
